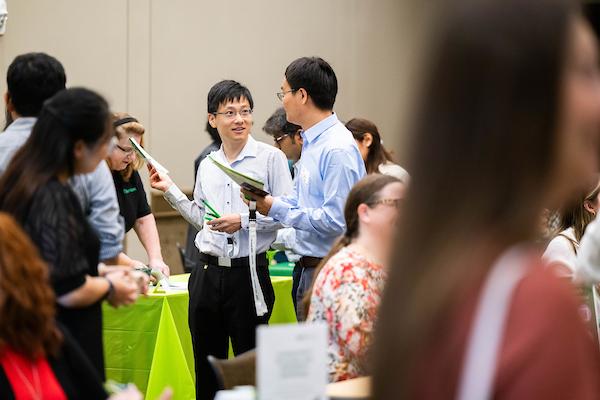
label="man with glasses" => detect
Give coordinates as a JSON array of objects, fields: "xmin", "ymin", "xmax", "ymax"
[
  {"xmin": 243, "ymin": 57, "xmax": 366, "ymax": 321},
  {"xmin": 149, "ymin": 80, "xmax": 292, "ymax": 400}
]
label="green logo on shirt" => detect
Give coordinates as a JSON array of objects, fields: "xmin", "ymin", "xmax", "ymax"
[{"xmin": 123, "ymin": 187, "xmax": 137, "ymax": 194}]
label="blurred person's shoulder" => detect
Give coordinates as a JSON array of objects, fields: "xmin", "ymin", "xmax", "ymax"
[
  {"xmin": 495, "ymin": 254, "xmax": 600, "ymax": 398},
  {"xmin": 542, "ymin": 228, "xmax": 578, "ymax": 273}
]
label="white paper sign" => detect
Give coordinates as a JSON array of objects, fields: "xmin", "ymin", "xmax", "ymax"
[{"xmin": 257, "ymin": 322, "xmax": 327, "ymax": 400}]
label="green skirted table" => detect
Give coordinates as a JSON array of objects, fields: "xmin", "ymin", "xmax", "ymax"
[
  {"xmin": 268, "ymin": 261, "xmax": 295, "ymax": 277},
  {"xmin": 102, "ymin": 274, "xmax": 296, "ymax": 399}
]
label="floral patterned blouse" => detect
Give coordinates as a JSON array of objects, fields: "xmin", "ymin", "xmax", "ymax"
[{"xmin": 306, "ymin": 246, "xmax": 387, "ymax": 382}]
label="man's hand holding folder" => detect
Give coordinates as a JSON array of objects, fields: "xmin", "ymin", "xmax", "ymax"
[{"xmin": 241, "ymin": 188, "xmax": 274, "ymax": 216}]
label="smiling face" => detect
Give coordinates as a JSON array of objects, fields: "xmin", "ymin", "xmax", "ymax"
[{"xmin": 208, "ymin": 97, "xmax": 253, "ymax": 147}]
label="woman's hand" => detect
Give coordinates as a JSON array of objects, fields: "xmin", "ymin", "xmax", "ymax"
[
  {"xmin": 105, "ymin": 270, "xmax": 139, "ymax": 307},
  {"xmin": 148, "ymin": 165, "xmax": 173, "ymax": 192},
  {"xmin": 149, "ymin": 258, "xmax": 171, "ymax": 277}
]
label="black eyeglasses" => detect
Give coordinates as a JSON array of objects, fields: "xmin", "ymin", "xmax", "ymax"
[
  {"xmin": 276, "ymin": 89, "xmax": 298, "ymax": 102},
  {"xmin": 212, "ymin": 109, "xmax": 253, "ymax": 120}
]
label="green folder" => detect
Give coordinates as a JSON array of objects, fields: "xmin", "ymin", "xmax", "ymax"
[{"xmin": 208, "ymin": 155, "xmax": 270, "ymax": 197}]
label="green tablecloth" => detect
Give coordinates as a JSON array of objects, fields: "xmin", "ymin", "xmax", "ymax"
[
  {"xmin": 103, "ymin": 274, "xmax": 296, "ymax": 399},
  {"xmin": 269, "ymin": 262, "xmax": 295, "ymax": 277}
]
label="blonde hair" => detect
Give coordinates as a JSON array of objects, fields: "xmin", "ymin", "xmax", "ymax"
[{"xmin": 109, "ymin": 112, "xmax": 145, "ymax": 181}]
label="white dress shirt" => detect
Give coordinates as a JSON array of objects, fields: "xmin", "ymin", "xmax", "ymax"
[{"xmin": 164, "ymin": 136, "xmax": 293, "ymax": 258}]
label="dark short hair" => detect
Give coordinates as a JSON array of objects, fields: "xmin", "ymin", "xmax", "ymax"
[
  {"xmin": 207, "ymin": 80, "xmax": 254, "ymax": 114},
  {"xmin": 285, "ymin": 57, "xmax": 337, "ymax": 110},
  {"xmin": 0, "ymin": 87, "xmax": 110, "ymax": 222},
  {"xmin": 263, "ymin": 107, "xmax": 301, "ymax": 137},
  {"xmin": 7, "ymin": 53, "xmax": 66, "ymax": 117}
]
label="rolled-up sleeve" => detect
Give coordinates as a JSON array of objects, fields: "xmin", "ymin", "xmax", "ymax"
[{"xmin": 71, "ymin": 162, "xmax": 124, "ymax": 260}]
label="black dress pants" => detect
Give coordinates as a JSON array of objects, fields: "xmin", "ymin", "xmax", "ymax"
[{"xmin": 188, "ymin": 261, "xmax": 275, "ymax": 400}]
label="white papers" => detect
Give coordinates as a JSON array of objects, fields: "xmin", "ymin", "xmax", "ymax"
[
  {"xmin": 159, "ymin": 279, "xmax": 187, "ymax": 292},
  {"xmin": 129, "ymin": 137, "xmax": 169, "ymax": 175},
  {"xmin": 257, "ymin": 323, "xmax": 327, "ymax": 400}
]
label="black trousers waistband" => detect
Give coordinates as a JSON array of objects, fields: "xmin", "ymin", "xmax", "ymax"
[
  {"xmin": 198, "ymin": 252, "xmax": 268, "ymax": 268},
  {"xmin": 298, "ymin": 256, "xmax": 323, "ymax": 269}
]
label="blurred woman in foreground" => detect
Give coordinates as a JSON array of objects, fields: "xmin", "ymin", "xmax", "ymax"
[{"xmin": 373, "ymin": 0, "xmax": 600, "ymax": 398}]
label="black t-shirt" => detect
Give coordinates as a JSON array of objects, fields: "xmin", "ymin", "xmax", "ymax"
[{"xmin": 112, "ymin": 170, "xmax": 151, "ymax": 233}]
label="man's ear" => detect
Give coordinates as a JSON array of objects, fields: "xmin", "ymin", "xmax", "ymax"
[
  {"xmin": 298, "ymin": 88, "xmax": 309, "ymax": 106},
  {"xmin": 208, "ymin": 113, "xmax": 217, "ymax": 128},
  {"xmin": 5, "ymin": 92, "xmax": 14, "ymax": 113}
]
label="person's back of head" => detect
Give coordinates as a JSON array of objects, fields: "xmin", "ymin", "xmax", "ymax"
[
  {"xmin": 263, "ymin": 107, "xmax": 303, "ymax": 162},
  {"xmin": 263, "ymin": 107, "xmax": 302, "ymax": 137},
  {"xmin": 6, "ymin": 52, "xmax": 66, "ymax": 118},
  {"xmin": 0, "ymin": 212, "xmax": 62, "ymax": 360},
  {"xmin": 373, "ymin": 0, "xmax": 593, "ymax": 397},
  {"xmin": 345, "ymin": 117, "xmax": 394, "ymax": 174},
  {"xmin": 0, "ymin": 87, "xmax": 110, "ymax": 221},
  {"xmin": 285, "ymin": 57, "xmax": 337, "ymax": 111}
]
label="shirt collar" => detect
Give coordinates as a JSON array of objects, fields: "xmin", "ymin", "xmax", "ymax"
[
  {"xmin": 5, "ymin": 117, "xmax": 37, "ymax": 132},
  {"xmin": 301, "ymin": 113, "xmax": 339, "ymax": 144},
  {"xmin": 218, "ymin": 135, "xmax": 258, "ymax": 165}
]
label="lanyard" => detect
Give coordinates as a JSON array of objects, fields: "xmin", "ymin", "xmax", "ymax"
[{"xmin": 248, "ymin": 201, "xmax": 268, "ymax": 316}]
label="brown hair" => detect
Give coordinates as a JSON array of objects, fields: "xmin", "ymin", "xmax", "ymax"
[
  {"xmin": 0, "ymin": 212, "xmax": 62, "ymax": 359},
  {"xmin": 345, "ymin": 118, "xmax": 395, "ymax": 174},
  {"xmin": 559, "ymin": 179, "xmax": 600, "ymax": 242},
  {"xmin": 372, "ymin": 0, "xmax": 577, "ymax": 398},
  {"xmin": 109, "ymin": 112, "xmax": 145, "ymax": 181},
  {"xmin": 303, "ymin": 174, "xmax": 401, "ymax": 314}
]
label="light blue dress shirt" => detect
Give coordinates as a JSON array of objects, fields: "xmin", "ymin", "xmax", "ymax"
[{"xmin": 269, "ymin": 113, "xmax": 366, "ymax": 258}]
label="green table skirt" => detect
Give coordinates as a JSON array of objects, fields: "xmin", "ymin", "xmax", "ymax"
[
  {"xmin": 268, "ymin": 262, "xmax": 295, "ymax": 277},
  {"xmin": 103, "ymin": 274, "xmax": 296, "ymax": 399}
]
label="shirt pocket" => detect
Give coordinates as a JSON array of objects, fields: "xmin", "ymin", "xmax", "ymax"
[{"xmin": 197, "ymin": 221, "xmax": 229, "ymax": 256}]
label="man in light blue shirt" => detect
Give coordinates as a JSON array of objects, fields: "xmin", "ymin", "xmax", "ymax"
[
  {"xmin": 245, "ymin": 57, "xmax": 366, "ymax": 320},
  {"xmin": 0, "ymin": 52, "xmax": 124, "ymax": 263}
]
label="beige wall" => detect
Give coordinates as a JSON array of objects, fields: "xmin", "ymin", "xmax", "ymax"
[{"xmin": 0, "ymin": 0, "xmax": 420, "ymax": 260}]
